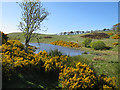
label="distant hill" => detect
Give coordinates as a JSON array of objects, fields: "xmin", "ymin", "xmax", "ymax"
[
  {"xmin": 7, "ymin": 32, "xmax": 56, "ymax": 43},
  {"xmin": 7, "ymin": 30, "xmax": 115, "ymax": 43}
]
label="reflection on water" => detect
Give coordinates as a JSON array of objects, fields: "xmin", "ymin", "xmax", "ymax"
[{"xmin": 29, "ymin": 43, "xmax": 86, "ymax": 56}]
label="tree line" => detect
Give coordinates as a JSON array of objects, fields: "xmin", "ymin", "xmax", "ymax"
[{"xmin": 58, "ymin": 28, "xmax": 111, "ymax": 35}]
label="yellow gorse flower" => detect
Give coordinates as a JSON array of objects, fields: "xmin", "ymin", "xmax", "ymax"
[
  {"xmin": 1, "ymin": 40, "xmax": 117, "ymax": 89},
  {"xmin": 51, "ymin": 40, "xmax": 81, "ymax": 48},
  {"xmin": 59, "ymin": 62, "xmax": 117, "ymax": 89}
]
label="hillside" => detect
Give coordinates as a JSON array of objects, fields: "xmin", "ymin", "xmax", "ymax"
[{"xmin": 4, "ymin": 31, "xmax": 120, "ymax": 88}]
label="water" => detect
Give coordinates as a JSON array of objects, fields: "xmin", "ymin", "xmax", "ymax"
[{"xmin": 29, "ymin": 43, "xmax": 87, "ymax": 56}]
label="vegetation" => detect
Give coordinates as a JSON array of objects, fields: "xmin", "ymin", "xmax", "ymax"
[
  {"xmin": 112, "ymin": 42, "xmax": 118, "ymax": 45},
  {"xmin": 81, "ymin": 33, "xmax": 110, "ymax": 39},
  {"xmin": 2, "ymin": 40, "xmax": 118, "ymax": 89},
  {"xmin": 82, "ymin": 38, "xmax": 92, "ymax": 48},
  {"xmin": 51, "ymin": 40, "xmax": 81, "ymax": 48},
  {"xmin": 112, "ymin": 23, "xmax": 120, "ymax": 34},
  {"xmin": 112, "ymin": 34, "xmax": 120, "ymax": 39},
  {"xmin": 4, "ymin": 29, "xmax": 119, "ymax": 89},
  {"xmin": 90, "ymin": 41, "xmax": 106, "ymax": 50},
  {"xmin": 44, "ymin": 36, "xmax": 53, "ymax": 38},
  {"xmin": 1, "ymin": 31, "xmax": 8, "ymax": 44},
  {"xmin": 48, "ymin": 49, "xmax": 62, "ymax": 57},
  {"xmin": 2, "ymin": 0, "xmax": 120, "ymax": 87},
  {"xmin": 17, "ymin": 0, "xmax": 49, "ymax": 52},
  {"xmin": 59, "ymin": 62, "xmax": 116, "ymax": 89},
  {"xmin": 107, "ymin": 32, "xmax": 114, "ymax": 36},
  {"xmin": 2, "ymin": 40, "xmax": 67, "ymax": 87}
]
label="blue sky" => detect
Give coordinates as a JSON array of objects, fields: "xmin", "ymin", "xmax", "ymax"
[{"xmin": 1, "ymin": 2, "xmax": 118, "ymax": 34}]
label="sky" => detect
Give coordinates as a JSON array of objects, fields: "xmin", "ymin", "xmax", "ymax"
[{"xmin": 1, "ymin": 2, "xmax": 118, "ymax": 34}]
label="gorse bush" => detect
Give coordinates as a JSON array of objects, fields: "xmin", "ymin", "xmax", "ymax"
[
  {"xmin": 49, "ymin": 49, "xmax": 62, "ymax": 57},
  {"xmin": 38, "ymin": 50, "xmax": 68, "ymax": 73},
  {"xmin": 59, "ymin": 62, "xmax": 97, "ymax": 89},
  {"xmin": 2, "ymin": 40, "xmax": 68, "ymax": 79},
  {"xmin": 59, "ymin": 62, "xmax": 117, "ymax": 89},
  {"xmin": 90, "ymin": 41, "xmax": 106, "ymax": 50},
  {"xmin": 7, "ymin": 40, "xmax": 24, "ymax": 49},
  {"xmin": 2, "ymin": 40, "xmax": 35, "ymax": 79},
  {"xmin": 2, "ymin": 40, "xmax": 117, "ymax": 89},
  {"xmin": 97, "ymin": 75, "xmax": 116, "ymax": 89},
  {"xmin": 112, "ymin": 42, "xmax": 118, "ymax": 45},
  {"xmin": 82, "ymin": 38, "xmax": 92, "ymax": 47},
  {"xmin": 51, "ymin": 40, "xmax": 81, "ymax": 48},
  {"xmin": 112, "ymin": 34, "xmax": 120, "ymax": 39},
  {"xmin": 43, "ymin": 55, "xmax": 68, "ymax": 73},
  {"xmin": 107, "ymin": 33, "xmax": 114, "ymax": 36}
]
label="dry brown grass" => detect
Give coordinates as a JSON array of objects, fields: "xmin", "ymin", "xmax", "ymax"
[{"xmin": 93, "ymin": 56, "xmax": 105, "ymax": 61}]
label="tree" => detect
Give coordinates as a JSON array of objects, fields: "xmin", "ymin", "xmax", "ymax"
[
  {"xmin": 103, "ymin": 28, "xmax": 106, "ymax": 31},
  {"xmin": 70, "ymin": 31, "xmax": 74, "ymax": 35},
  {"xmin": 81, "ymin": 31, "xmax": 84, "ymax": 33},
  {"xmin": 63, "ymin": 32, "xmax": 67, "ymax": 35},
  {"xmin": 76, "ymin": 31, "xmax": 80, "ymax": 34},
  {"xmin": 17, "ymin": 0, "xmax": 49, "ymax": 52}
]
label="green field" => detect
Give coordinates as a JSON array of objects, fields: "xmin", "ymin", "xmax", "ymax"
[{"xmin": 7, "ymin": 31, "xmax": 119, "ymax": 88}]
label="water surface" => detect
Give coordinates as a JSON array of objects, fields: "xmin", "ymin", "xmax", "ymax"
[{"xmin": 29, "ymin": 43, "xmax": 86, "ymax": 56}]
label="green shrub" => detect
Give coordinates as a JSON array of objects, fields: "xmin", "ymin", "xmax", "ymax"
[
  {"xmin": 83, "ymin": 51, "xmax": 88, "ymax": 54},
  {"xmin": 82, "ymin": 38, "xmax": 92, "ymax": 47},
  {"xmin": 49, "ymin": 49, "xmax": 62, "ymax": 57},
  {"xmin": 90, "ymin": 41, "xmax": 106, "ymax": 50}
]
